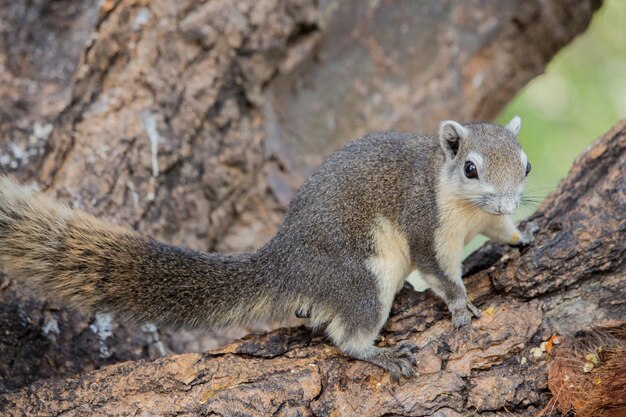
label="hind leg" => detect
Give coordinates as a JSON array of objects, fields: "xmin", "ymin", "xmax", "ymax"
[
  {"xmin": 310, "ymin": 254, "xmax": 417, "ymax": 378},
  {"xmin": 326, "ymin": 315, "xmax": 417, "ymax": 379}
]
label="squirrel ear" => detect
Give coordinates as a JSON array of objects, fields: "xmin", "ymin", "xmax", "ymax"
[
  {"xmin": 439, "ymin": 120, "xmax": 468, "ymax": 159},
  {"xmin": 505, "ymin": 116, "xmax": 522, "ymax": 136}
]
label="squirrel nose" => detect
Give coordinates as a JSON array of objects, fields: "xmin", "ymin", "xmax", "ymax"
[{"xmin": 498, "ymin": 198, "xmax": 517, "ymax": 215}]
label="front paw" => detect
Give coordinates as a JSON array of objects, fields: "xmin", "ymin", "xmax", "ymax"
[
  {"xmin": 510, "ymin": 222, "xmax": 540, "ymax": 248},
  {"xmin": 508, "ymin": 231, "xmax": 529, "ymax": 247},
  {"xmin": 451, "ymin": 309, "xmax": 472, "ymax": 328},
  {"xmin": 451, "ymin": 301, "xmax": 481, "ymax": 328},
  {"xmin": 509, "ymin": 230, "xmax": 534, "ymax": 247}
]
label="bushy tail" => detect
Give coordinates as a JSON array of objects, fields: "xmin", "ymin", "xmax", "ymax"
[{"xmin": 0, "ymin": 177, "xmax": 278, "ymax": 328}]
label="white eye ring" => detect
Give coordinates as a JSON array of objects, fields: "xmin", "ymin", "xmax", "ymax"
[{"xmin": 520, "ymin": 149, "xmax": 528, "ymax": 169}]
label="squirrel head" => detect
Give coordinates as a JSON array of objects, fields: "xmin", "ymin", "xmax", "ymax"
[{"xmin": 437, "ymin": 117, "xmax": 530, "ymax": 215}]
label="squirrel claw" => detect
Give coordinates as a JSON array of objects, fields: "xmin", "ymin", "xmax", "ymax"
[
  {"xmin": 452, "ymin": 301, "xmax": 480, "ymax": 328},
  {"xmin": 510, "ymin": 221, "xmax": 540, "ymax": 248},
  {"xmin": 367, "ymin": 341, "xmax": 418, "ymax": 381},
  {"xmin": 467, "ymin": 301, "xmax": 481, "ymax": 318},
  {"xmin": 526, "ymin": 220, "xmax": 541, "ymax": 236},
  {"xmin": 452, "ymin": 310, "xmax": 472, "ymax": 328},
  {"xmin": 295, "ymin": 308, "xmax": 311, "ymax": 319}
]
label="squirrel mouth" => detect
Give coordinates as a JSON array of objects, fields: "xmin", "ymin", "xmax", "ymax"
[
  {"xmin": 487, "ymin": 205, "xmax": 517, "ymax": 216},
  {"xmin": 464, "ymin": 199, "xmax": 517, "ymax": 216},
  {"xmin": 481, "ymin": 195, "xmax": 520, "ymax": 216}
]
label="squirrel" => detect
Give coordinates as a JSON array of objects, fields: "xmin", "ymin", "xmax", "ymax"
[{"xmin": 0, "ymin": 117, "xmax": 533, "ymax": 379}]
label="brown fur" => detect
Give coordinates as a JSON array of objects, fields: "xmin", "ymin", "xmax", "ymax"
[
  {"xmin": 0, "ymin": 177, "xmax": 283, "ymax": 328},
  {"xmin": 0, "ymin": 178, "xmax": 99, "ymax": 308}
]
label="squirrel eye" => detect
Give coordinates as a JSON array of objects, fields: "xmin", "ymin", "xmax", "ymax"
[
  {"xmin": 525, "ymin": 161, "xmax": 531, "ymax": 176},
  {"xmin": 464, "ymin": 161, "xmax": 478, "ymax": 179}
]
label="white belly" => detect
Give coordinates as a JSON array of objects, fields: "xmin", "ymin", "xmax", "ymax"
[{"xmin": 365, "ymin": 217, "xmax": 412, "ymax": 321}]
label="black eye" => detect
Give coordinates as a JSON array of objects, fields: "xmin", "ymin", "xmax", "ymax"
[
  {"xmin": 464, "ymin": 161, "xmax": 478, "ymax": 179},
  {"xmin": 525, "ymin": 161, "xmax": 531, "ymax": 176}
]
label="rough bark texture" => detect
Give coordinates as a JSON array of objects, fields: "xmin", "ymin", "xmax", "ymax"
[
  {"xmin": 0, "ymin": 0, "xmax": 605, "ymax": 399},
  {"xmin": 2, "ymin": 119, "xmax": 624, "ymax": 416},
  {"xmin": 0, "ymin": 0, "xmax": 100, "ymax": 179}
]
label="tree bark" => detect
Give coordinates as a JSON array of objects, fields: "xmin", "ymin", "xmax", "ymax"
[
  {"xmin": 2, "ymin": 118, "xmax": 624, "ymax": 416},
  {"xmin": 0, "ymin": 0, "xmax": 605, "ymax": 397}
]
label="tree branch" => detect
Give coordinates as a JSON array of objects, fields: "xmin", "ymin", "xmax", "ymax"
[{"xmin": 3, "ymin": 119, "xmax": 624, "ymax": 416}]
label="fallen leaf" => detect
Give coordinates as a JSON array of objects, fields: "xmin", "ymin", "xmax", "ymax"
[
  {"xmin": 545, "ymin": 334, "xmax": 560, "ymax": 354},
  {"xmin": 484, "ymin": 306, "xmax": 496, "ymax": 316}
]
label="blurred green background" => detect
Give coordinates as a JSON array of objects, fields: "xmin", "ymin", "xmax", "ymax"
[{"xmin": 471, "ymin": 0, "xmax": 626, "ymax": 254}]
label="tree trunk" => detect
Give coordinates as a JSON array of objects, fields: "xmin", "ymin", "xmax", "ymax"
[
  {"xmin": 2, "ymin": 118, "xmax": 624, "ymax": 416},
  {"xmin": 0, "ymin": 0, "xmax": 605, "ymax": 399}
]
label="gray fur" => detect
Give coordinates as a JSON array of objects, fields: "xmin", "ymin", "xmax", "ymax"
[{"xmin": 0, "ymin": 120, "xmax": 530, "ymax": 380}]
